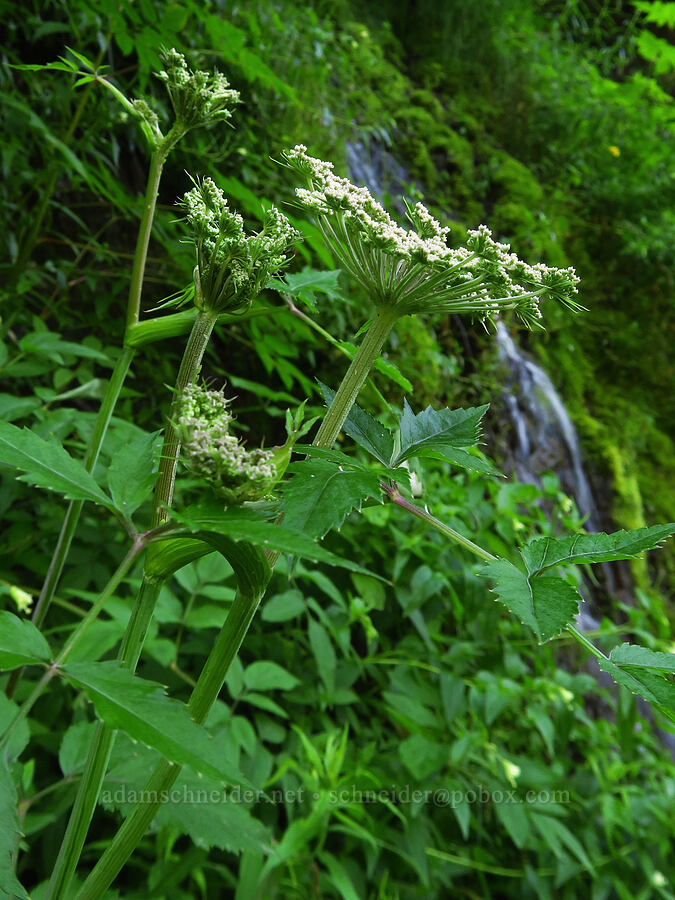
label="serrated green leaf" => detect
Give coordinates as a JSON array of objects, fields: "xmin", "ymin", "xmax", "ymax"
[
  {"xmin": 598, "ymin": 659, "xmax": 675, "ymax": 720},
  {"xmin": 281, "ymin": 459, "xmax": 382, "ymax": 539},
  {"xmin": 107, "ymin": 431, "xmax": 159, "ymax": 516},
  {"xmin": 482, "ymin": 560, "xmax": 579, "ymax": 642},
  {"xmin": 418, "ymin": 447, "xmax": 502, "ymax": 476},
  {"xmin": 0, "ymin": 420, "xmax": 114, "ymax": 508},
  {"xmin": 0, "ymin": 611, "xmax": 52, "ymax": 670},
  {"xmin": 154, "ymin": 769, "xmax": 269, "ymax": 852},
  {"xmin": 521, "ymin": 524, "xmax": 675, "ymax": 575},
  {"xmin": 318, "ymin": 383, "xmax": 394, "ymax": 465},
  {"xmin": 395, "ymin": 400, "xmax": 489, "ymax": 465},
  {"xmin": 169, "ymin": 504, "xmax": 382, "ymax": 577},
  {"xmin": 597, "ymin": 643, "xmax": 675, "ymax": 720},
  {"xmin": 0, "ymin": 759, "xmax": 29, "ymax": 899},
  {"xmin": 608, "ymin": 643, "xmax": 675, "ymax": 673},
  {"xmin": 102, "ymin": 749, "xmax": 269, "ymax": 854},
  {"xmin": 294, "ymin": 444, "xmax": 369, "ymax": 468},
  {"xmin": 62, "ymin": 661, "xmax": 253, "ymax": 788}
]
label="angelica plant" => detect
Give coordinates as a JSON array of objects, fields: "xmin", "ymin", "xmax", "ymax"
[
  {"xmin": 65, "ymin": 155, "xmax": 674, "ymax": 900},
  {"xmin": 25, "ymin": 49, "xmax": 241, "ymax": 641},
  {"xmin": 282, "ymin": 145, "xmax": 581, "ymax": 446},
  {"xmin": 40, "ymin": 180, "xmax": 300, "ymax": 899},
  {"xmin": 1, "ymin": 128, "xmax": 674, "ymax": 900}
]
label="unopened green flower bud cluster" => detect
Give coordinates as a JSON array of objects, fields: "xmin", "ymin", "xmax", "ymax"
[
  {"xmin": 156, "ymin": 48, "xmax": 240, "ymax": 131},
  {"xmin": 181, "ymin": 177, "xmax": 300, "ymax": 313},
  {"xmin": 178, "ymin": 384, "xmax": 277, "ymax": 504},
  {"xmin": 283, "ymin": 145, "xmax": 580, "ymax": 325}
]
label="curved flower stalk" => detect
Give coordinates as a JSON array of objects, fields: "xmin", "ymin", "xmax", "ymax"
[
  {"xmin": 283, "ymin": 144, "xmax": 581, "ymax": 326},
  {"xmin": 180, "ymin": 177, "xmax": 301, "ymax": 314},
  {"xmin": 178, "ymin": 384, "xmax": 277, "ymax": 504}
]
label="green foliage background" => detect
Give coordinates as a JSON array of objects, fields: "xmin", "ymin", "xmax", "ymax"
[{"xmin": 1, "ymin": 0, "xmax": 674, "ymax": 897}]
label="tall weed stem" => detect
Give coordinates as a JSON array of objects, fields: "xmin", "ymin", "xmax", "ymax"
[
  {"xmin": 47, "ymin": 309, "xmax": 217, "ymax": 900},
  {"xmin": 313, "ymin": 306, "xmax": 398, "ymax": 447},
  {"xmin": 71, "ymin": 309, "xmax": 397, "ymax": 894},
  {"xmin": 28, "ymin": 126, "xmax": 182, "ymax": 640}
]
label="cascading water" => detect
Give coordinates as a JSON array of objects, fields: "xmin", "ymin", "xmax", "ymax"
[
  {"xmin": 346, "ymin": 138, "xmax": 673, "ymax": 752},
  {"xmin": 495, "ymin": 321, "xmax": 598, "ymax": 531},
  {"xmin": 494, "ymin": 321, "xmax": 608, "ymax": 629},
  {"xmin": 345, "ymin": 139, "xmax": 675, "ymax": 748}
]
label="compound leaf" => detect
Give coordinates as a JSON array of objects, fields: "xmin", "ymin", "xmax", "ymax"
[
  {"xmin": 62, "ymin": 661, "xmax": 253, "ymax": 788},
  {"xmin": 482, "ymin": 559, "xmax": 579, "ymax": 642},
  {"xmin": 395, "ymin": 400, "xmax": 489, "ymax": 465},
  {"xmin": 319, "ymin": 383, "xmax": 394, "ymax": 465},
  {"xmin": 281, "ymin": 459, "xmax": 381, "ymax": 539}
]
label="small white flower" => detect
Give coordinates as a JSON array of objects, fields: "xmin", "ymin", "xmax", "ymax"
[
  {"xmin": 178, "ymin": 384, "xmax": 277, "ymax": 503},
  {"xmin": 283, "ymin": 145, "xmax": 582, "ymax": 326}
]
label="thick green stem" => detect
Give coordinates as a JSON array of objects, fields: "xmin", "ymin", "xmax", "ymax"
[
  {"xmin": 313, "ymin": 306, "xmax": 398, "ymax": 447},
  {"xmin": 151, "ymin": 309, "xmax": 217, "ymax": 526},
  {"xmin": 0, "ymin": 541, "xmax": 143, "ymax": 751},
  {"xmin": 74, "ymin": 585, "xmax": 266, "ymax": 900},
  {"xmin": 25, "ymin": 125, "xmax": 181, "ymax": 643},
  {"xmin": 124, "ymin": 129, "xmax": 182, "ymax": 331},
  {"xmin": 68, "ymin": 310, "xmax": 397, "ymax": 895},
  {"xmin": 48, "ymin": 311, "xmax": 216, "ymax": 900}
]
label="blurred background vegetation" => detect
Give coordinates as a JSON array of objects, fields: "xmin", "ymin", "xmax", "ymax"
[{"xmin": 1, "ymin": 1, "xmax": 675, "ymax": 897}]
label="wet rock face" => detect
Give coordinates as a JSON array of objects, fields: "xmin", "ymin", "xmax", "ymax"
[{"xmin": 495, "ymin": 321, "xmax": 599, "ymax": 530}]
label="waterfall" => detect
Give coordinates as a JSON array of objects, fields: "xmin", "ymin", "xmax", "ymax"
[
  {"xmin": 495, "ymin": 322, "xmax": 598, "ymax": 531},
  {"xmin": 346, "ymin": 138, "xmax": 675, "ymax": 753}
]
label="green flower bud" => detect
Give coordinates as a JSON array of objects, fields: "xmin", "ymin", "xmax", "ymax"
[
  {"xmin": 156, "ymin": 48, "xmax": 240, "ymax": 131},
  {"xmin": 9, "ymin": 584, "xmax": 33, "ymax": 614},
  {"xmin": 180, "ymin": 177, "xmax": 300, "ymax": 314}
]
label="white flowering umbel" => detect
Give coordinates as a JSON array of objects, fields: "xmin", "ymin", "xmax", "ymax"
[
  {"xmin": 283, "ymin": 145, "xmax": 581, "ymax": 326},
  {"xmin": 178, "ymin": 384, "xmax": 277, "ymax": 504},
  {"xmin": 181, "ymin": 177, "xmax": 300, "ymax": 314},
  {"xmin": 156, "ymin": 48, "xmax": 240, "ymax": 132}
]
